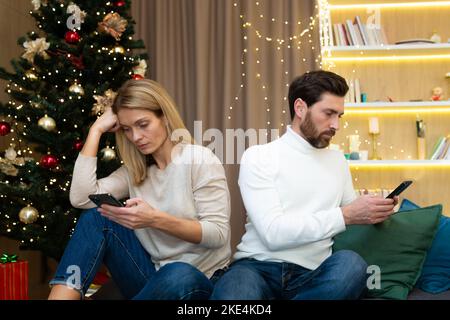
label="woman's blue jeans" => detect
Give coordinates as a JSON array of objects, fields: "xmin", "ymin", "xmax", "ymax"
[{"xmin": 49, "ymin": 208, "xmax": 213, "ymax": 300}]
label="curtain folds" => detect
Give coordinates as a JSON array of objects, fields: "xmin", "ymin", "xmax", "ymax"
[{"xmin": 132, "ymin": 0, "xmax": 319, "ymax": 249}]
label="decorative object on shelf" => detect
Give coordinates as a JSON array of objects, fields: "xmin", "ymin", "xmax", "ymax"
[
  {"xmin": 0, "ymin": 121, "xmax": 11, "ymax": 136},
  {"xmin": 395, "ymin": 39, "xmax": 435, "ymax": 45},
  {"xmin": 0, "ymin": 253, "xmax": 29, "ymax": 300},
  {"xmin": 416, "ymin": 118, "xmax": 426, "ymax": 160},
  {"xmin": 101, "ymin": 146, "xmax": 116, "ymax": 161},
  {"xmin": 431, "ymin": 87, "xmax": 444, "ymax": 101},
  {"xmin": 368, "ymin": 117, "xmax": 381, "ymax": 160},
  {"xmin": 361, "ymin": 93, "xmax": 367, "ymax": 103},
  {"xmin": 359, "ymin": 150, "xmax": 369, "ymax": 161},
  {"xmin": 19, "ymin": 206, "xmax": 39, "ymax": 224},
  {"xmin": 430, "ymin": 30, "xmax": 442, "ymax": 44},
  {"xmin": 349, "ymin": 152, "xmax": 360, "ymax": 160},
  {"xmin": 348, "ymin": 134, "xmax": 361, "ymax": 153},
  {"xmin": 38, "ymin": 115, "xmax": 56, "ymax": 132}
]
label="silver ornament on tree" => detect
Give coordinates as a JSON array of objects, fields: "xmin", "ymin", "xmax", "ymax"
[
  {"xmin": 19, "ymin": 206, "xmax": 39, "ymax": 224},
  {"xmin": 101, "ymin": 146, "xmax": 116, "ymax": 161},
  {"xmin": 38, "ymin": 115, "xmax": 56, "ymax": 131}
]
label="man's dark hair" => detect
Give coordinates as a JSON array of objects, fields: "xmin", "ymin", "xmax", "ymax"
[{"xmin": 288, "ymin": 70, "xmax": 349, "ymax": 120}]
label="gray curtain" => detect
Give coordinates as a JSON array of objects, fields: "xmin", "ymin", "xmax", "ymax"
[{"xmin": 132, "ymin": 0, "xmax": 320, "ymax": 250}]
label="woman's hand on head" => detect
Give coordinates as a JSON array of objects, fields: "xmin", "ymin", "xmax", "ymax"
[{"xmin": 91, "ymin": 107, "xmax": 121, "ymax": 134}]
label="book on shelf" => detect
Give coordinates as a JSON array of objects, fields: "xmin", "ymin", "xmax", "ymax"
[
  {"xmin": 345, "ymin": 78, "xmax": 362, "ymax": 103},
  {"xmin": 430, "ymin": 136, "xmax": 450, "ymax": 160},
  {"xmin": 332, "ymin": 15, "xmax": 389, "ymax": 46}
]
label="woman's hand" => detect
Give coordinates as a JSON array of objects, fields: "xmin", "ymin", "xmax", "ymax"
[
  {"xmin": 91, "ymin": 107, "xmax": 121, "ymax": 135},
  {"xmin": 98, "ymin": 198, "xmax": 159, "ymax": 230}
]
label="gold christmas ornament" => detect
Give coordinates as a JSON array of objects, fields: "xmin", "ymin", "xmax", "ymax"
[
  {"xmin": 101, "ymin": 146, "xmax": 116, "ymax": 161},
  {"xmin": 25, "ymin": 70, "xmax": 38, "ymax": 81},
  {"xmin": 92, "ymin": 89, "xmax": 117, "ymax": 115},
  {"xmin": 112, "ymin": 45, "xmax": 125, "ymax": 54},
  {"xmin": 19, "ymin": 206, "xmax": 39, "ymax": 224},
  {"xmin": 98, "ymin": 12, "xmax": 128, "ymax": 41},
  {"xmin": 38, "ymin": 115, "xmax": 56, "ymax": 131},
  {"xmin": 69, "ymin": 83, "xmax": 85, "ymax": 95}
]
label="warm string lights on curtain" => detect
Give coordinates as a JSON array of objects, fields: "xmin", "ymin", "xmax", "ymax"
[{"xmin": 229, "ymin": 1, "xmax": 322, "ymax": 131}]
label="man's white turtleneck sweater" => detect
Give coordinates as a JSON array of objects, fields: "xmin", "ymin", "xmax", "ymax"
[{"xmin": 234, "ymin": 125, "xmax": 357, "ymax": 270}]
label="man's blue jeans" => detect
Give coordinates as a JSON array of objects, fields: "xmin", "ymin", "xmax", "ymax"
[
  {"xmin": 49, "ymin": 208, "xmax": 213, "ymax": 300},
  {"xmin": 210, "ymin": 250, "xmax": 368, "ymax": 300}
]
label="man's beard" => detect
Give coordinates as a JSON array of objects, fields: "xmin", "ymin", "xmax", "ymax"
[{"xmin": 300, "ymin": 111, "xmax": 335, "ymax": 149}]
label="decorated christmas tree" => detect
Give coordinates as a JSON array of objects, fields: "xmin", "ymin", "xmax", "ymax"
[{"xmin": 0, "ymin": 0, "xmax": 147, "ymax": 260}]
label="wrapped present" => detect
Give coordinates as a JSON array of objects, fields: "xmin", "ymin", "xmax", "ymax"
[{"xmin": 0, "ymin": 253, "xmax": 28, "ymax": 300}]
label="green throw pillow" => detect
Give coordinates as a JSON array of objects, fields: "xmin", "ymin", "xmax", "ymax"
[{"xmin": 333, "ymin": 205, "xmax": 441, "ymax": 300}]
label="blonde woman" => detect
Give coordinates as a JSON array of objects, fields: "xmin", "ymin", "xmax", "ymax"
[{"xmin": 48, "ymin": 79, "xmax": 231, "ymax": 300}]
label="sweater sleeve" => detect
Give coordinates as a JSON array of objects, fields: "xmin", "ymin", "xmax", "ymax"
[
  {"xmin": 340, "ymin": 158, "xmax": 357, "ymax": 206},
  {"xmin": 69, "ymin": 154, "xmax": 130, "ymax": 209},
  {"xmin": 191, "ymin": 147, "xmax": 231, "ymax": 249},
  {"xmin": 238, "ymin": 146, "xmax": 346, "ymax": 251}
]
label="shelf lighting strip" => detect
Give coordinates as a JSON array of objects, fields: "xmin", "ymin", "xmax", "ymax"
[
  {"xmin": 323, "ymin": 54, "xmax": 450, "ymax": 62},
  {"xmin": 349, "ymin": 161, "xmax": 450, "ymax": 168}
]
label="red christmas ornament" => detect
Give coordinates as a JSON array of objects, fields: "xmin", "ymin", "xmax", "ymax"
[
  {"xmin": 39, "ymin": 154, "xmax": 59, "ymax": 169},
  {"xmin": 65, "ymin": 31, "xmax": 81, "ymax": 44},
  {"xmin": 73, "ymin": 140, "xmax": 84, "ymax": 151},
  {"xmin": 0, "ymin": 121, "xmax": 11, "ymax": 136},
  {"xmin": 114, "ymin": 0, "xmax": 126, "ymax": 7},
  {"xmin": 131, "ymin": 74, "xmax": 144, "ymax": 80}
]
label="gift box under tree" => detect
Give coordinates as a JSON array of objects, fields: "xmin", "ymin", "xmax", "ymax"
[{"xmin": 0, "ymin": 254, "xmax": 28, "ymax": 300}]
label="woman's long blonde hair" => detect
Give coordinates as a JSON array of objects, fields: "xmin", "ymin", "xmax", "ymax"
[{"xmin": 112, "ymin": 79, "xmax": 192, "ymax": 185}]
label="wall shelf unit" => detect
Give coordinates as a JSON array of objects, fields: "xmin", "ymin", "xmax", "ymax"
[{"xmin": 319, "ymin": 0, "xmax": 450, "ymax": 213}]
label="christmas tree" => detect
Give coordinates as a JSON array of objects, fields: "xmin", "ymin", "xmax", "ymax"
[{"xmin": 0, "ymin": 0, "xmax": 147, "ymax": 260}]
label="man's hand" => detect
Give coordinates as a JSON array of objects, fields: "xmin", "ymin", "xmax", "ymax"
[
  {"xmin": 98, "ymin": 198, "xmax": 159, "ymax": 230},
  {"xmin": 341, "ymin": 195, "xmax": 399, "ymax": 225}
]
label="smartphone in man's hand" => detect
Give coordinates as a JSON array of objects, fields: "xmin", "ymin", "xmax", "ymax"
[
  {"xmin": 386, "ymin": 180, "xmax": 413, "ymax": 199},
  {"xmin": 89, "ymin": 193, "xmax": 125, "ymax": 207}
]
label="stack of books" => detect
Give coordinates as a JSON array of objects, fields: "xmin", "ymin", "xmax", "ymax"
[{"xmin": 332, "ymin": 16, "xmax": 389, "ymax": 46}]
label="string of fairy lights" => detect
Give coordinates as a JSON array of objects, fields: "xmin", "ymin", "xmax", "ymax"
[{"xmin": 228, "ymin": 1, "xmax": 323, "ymax": 131}]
